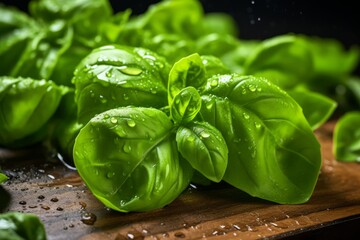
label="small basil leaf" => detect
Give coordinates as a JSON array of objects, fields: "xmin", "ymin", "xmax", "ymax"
[
  {"xmin": 0, "ymin": 212, "xmax": 47, "ymax": 240},
  {"xmin": 0, "ymin": 172, "xmax": 7, "ymax": 184},
  {"xmin": 333, "ymin": 111, "xmax": 360, "ymax": 162},
  {"xmin": 176, "ymin": 121, "xmax": 228, "ymax": 182},
  {"xmin": 199, "ymin": 74, "xmax": 321, "ymax": 204},
  {"xmin": 289, "ymin": 89, "xmax": 337, "ymax": 130},
  {"xmin": 73, "ymin": 107, "xmax": 193, "ymax": 212},
  {"xmin": 170, "ymin": 86, "xmax": 202, "ymax": 124},
  {"xmin": 72, "ymin": 45, "xmax": 170, "ymax": 123},
  {"xmin": 168, "ymin": 53, "xmax": 206, "ymax": 105}
]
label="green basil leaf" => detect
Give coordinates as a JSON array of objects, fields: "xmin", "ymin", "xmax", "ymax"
[
  {"xmin": 199, "ymin": 74, "xmax": 321, "ymax": 204},
  {"xmin": 73, "ymin": 107, "xmax": 193, "ymax": 212},
  {"xmin": 170, "ymin": 86, "xmax": 202, "ymax": 124},
  {"xmin": 72, "ymin": 45, "xmax": 170, "ymax": 123},
  {"xmin": 243, "ymin": 34, "xmax": 314, "ymax": 89},
  {"xmin": 0, "ymin": 5, "xmax": 39, "ymax": 77},
  {"xmin": 0, "ymin": 212, "xmax": 47, "ymax": 240},
  {"xmin": 333, "ymin": 111, "xmax": 360, "ymax": 162},
  {"xmin": 289, "ymin": 89, "xmax": 337, "ymax": 130},
  {"xmin": 200, "ymin": 55, "xmax": 231, "ymax": 79},
  {"xmin": 168, "ymin": 53, "xmax": 206, "ymax": 105},
  {"xmin": 29, "ymin": 0, "xmax": 113, "ymax": 48},
  {"xmin": 0, "ymin": 76, "xmax": 68, "ymax": 147},
  {"xmin": 0, "ymin": 172, "xmax": 7, "ymax": 184},
  {"xmin": 176, "ymin": 121, "xmax": 228, "ymax": 182}
]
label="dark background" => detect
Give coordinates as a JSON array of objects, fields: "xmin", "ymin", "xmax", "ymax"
[{"xmin": 1, "ymin": 0, "xmax": 359, "ymax": 48}]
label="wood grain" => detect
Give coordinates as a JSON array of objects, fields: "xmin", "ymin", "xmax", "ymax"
[{"xmin": 1, "ymin": 120, "xmax": 360, "ymax": 240}]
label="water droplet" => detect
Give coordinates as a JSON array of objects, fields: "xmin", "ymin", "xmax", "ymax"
[
  {"xmin": 127, "ymin": 119, "xmax": 136, "ymax": 127},
  {"xmin": 106, "ymin": 172, "xmax": 115, "ymax": 178},
  {"xmin": 105, "ymin": 70, "xmax": 112, "ymax": 78},
  {"xmin": 38, "ymin": 195, "xmax": 45, "ymax": 200},
  {"xmin": 51, "ymin": 197, "xmax": 59, "ymax": 202},
  {"xmin": 187, "ymin": 136, "xmax": 195, "ymax": 142},
  {"xmin": 210, "ymin": 79, "xmax": 218, "ymax": 87},
  {"xmin": 123, "ymin": 143, "xmax": 132, "ymax": 153},
  {"xmin": 19, "ymin": 200, "xmax": 27, "ymax": 205},
  {"xmin": 119, "ymin": 67, "xmax": 142, "ymax": 76},
  {"xmin": 56, "ymin": 207, "xmax": 64, "ymax": 211},
  {"xmin": 200, "ymin": 132, "xmax": 210, "ymax": 138},
  {"xmin": 41, "ymin": 205, "xmax": 50, "ymax": 210},
  {"xmin": 254, "ymin": 122, "xmax": 261, "ymax": 129},
  {"xmin": 99, "ymin": 95, "xmax": 107, "ymax": 103},
  {"xmin": 174, "ymin": 232, "xmax": 186, "ymax": 238},
  {"xmin": 123, "ymin": 93, "xmax": 129, "ymax": 100},
  {"xmin": 81, "ymin": 212, "xmax": 97, "ymax": 225},
  {"xmin": 243, "ymin": 112, "xmax": 250, "ymax": 119},
  {"xmin": 103, "ymin": 114, "xmax": 110, "ymax": 119},
  {"xmin": 205, "ymin": 101, "xmax": 214, "ymax": 109},
  {"xmin": 242, "ymin": 88, "xmax": 247, "ymax": 94},
  {"xmin": 110, "ymin": 117, "xmax": 118, "ymax": 124},
  {"xmin": 248, "ymin": 84, "xmax": 256, "ymax": 92}
]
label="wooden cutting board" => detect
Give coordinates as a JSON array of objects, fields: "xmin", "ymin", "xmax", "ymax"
[{"xmin": 1, "ymin": 119, "xmax": 360, "ymax": 240}]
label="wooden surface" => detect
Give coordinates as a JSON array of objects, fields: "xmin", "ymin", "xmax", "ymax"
[{"xmin": 1, "ymin": 120, "xmax": 360, "ymax": 240}]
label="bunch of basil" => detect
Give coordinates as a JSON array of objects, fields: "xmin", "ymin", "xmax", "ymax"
[{"xmin": 1, "ymin": 0, "xmax": 359, "ymax": 213}]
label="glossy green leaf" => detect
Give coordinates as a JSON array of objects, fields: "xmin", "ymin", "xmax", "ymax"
[
  {"xmin": 0, "ymin": 212, "xmax": 47, "ymax": 240},
  {"xmin": 289, "ymin": 89, "xmax": 337, "ymax": 130},
  {"xmin": 0, "ymin": 76, "xmax": 68, "ymax": 147},
  {"xmin": 168, "ymin": 53, "xmax": 206, "ymax": 105},
  {"xmin": 73, "ymin": 107, "xmax": 193, "ymax": 212},
  {"xmin": 29, "ymin": 0, "xmax": 113, "ymax": 48},
  {"xmin": 200, "ymin": 55, "xmax": 231, "ymax": 79},
  {"xmin": 170, "ymin": 86, "xmax": 202, "ymax": 125},
  {"xmin": 333, "ymin": 111, "xmax": 360, "ymax": 162},
  {"xmin": 176, "ymin": 121, "xmax": 228, "ymax": 182},
  {"xmin": 0, "ymin": 171, "xmax": 7, "ymax": 184},
  {"xmin": 72, "ymin": 45, "xmax": 170, "ymax": 123},
  {"xmin": 199, "ymin": 74, "xmax": 321, "ymax": 204},
  {"xmin": 243, "ymin": 34, "xmax": 314, "ymax": 89}
]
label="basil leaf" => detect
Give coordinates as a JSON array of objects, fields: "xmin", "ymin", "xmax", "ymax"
[
  {"xmin": 176, "ymin": 121, "xmax": 228, "ymax": 182},
  {"xmin": 170, "ymin": 86, "xmax": 202, "ymax": 125},
  {"xmin": 243, "ymin": 34, "xmax": 314, "ymax": 89},
  {"xmin": 73, "ymin": 107, "xmax": 193, "ymax": 212},
  {"xmin": 168, "ymin": 53, "xmax": 206, "ymax": 105},
  {"xmin": 289, "ymin": 89, "xmax": 337, "ymax": 130},
  {"xmin": 0, "ymin": 172, "xmax": 7, "ymax": 184},
  {"xmin": 0, "ymin": 212, "xmax": 47, "ymax": 240},
  {"xmin": 333, "ymin": 111, "xmax": 360, "ymax": 162},
  {"xmin": 0, "ymin": 76, "xmax": 68, "ymax": 147},
  {"xmin": 199, "ymin": 74, "xmax": 321, "ymax": 204},
  {"xmin": 200, "ymin": 55, "xmax": 231, "ymax": 79},
  {"xmin": 72, "ymin": 45, "xmax": 170, "ymax": 123}
]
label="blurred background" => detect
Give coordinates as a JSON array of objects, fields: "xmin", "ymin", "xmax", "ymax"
[{"xmin": 2, "ymin": 0, "xmax": 359, "ymax": 48}]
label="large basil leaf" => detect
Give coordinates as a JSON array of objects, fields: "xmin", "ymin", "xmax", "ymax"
[
  {"xmin": 72, "ymin": 45, "xmax": 170, "ymax": 124},
  {"xmin": 333, "ymin": 111, "xmax": 360, "ymax": 162},
  {"xmin": 288, "ymin": 89, "xmax": 337, "ymax": 130},
  {"xmin": 199, "ymin": 74, "xmax": 322, "ymax": 204},
  {"xmin": 176, "ymin": 121, "xmax": 228, "ymax": 182},
  {"xmin": 73, "ymin": 107, "xmax": 193, "ymax": 212},
  {"xmin": 0, "ymin": 76, "xmax": 68, "ymax": 147}
]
